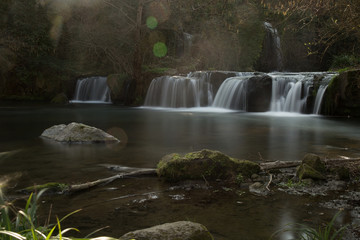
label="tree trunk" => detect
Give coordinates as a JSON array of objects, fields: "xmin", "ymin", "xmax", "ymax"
[{"xmin": 132, "ymin": 0, "xmax": 144, "ymax": 101}]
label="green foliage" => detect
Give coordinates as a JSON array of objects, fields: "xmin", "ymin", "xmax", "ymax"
[
  {"xmin": 281, "ymin": 179, "xmax": 308, "ymax": 188},
  {"xmin": 236, "ymin": 174, "xmax": 244, "ymax": 185},
  {"xmin": 0, "ymin": 187, "xmax": 117, "ymax": 240},
  {"xmin": 270, "ymin": 211, "xmax": 347, "ymax": 240},
  {"xmin": 330, "ymin": 55, "xmax": 360, "ymax": 70}
]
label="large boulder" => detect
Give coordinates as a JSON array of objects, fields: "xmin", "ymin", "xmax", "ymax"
[
  {"xmin": 247, "ymin": 74, "xmax": 273, "ymax": 112},
  {"xmin": 323, "ymin": 69, "xmax": 360, "ymax": 117},
  {"xmin": 120, "ymin": 221, "xmax": 214, "ymax": 240},
  {"xmin": 40, "ymin": 122, "xmax": 119, "ymax": 143},
  {"xmin": 157, "ymin": 149, "xmax": 260, "ymax": 182}
]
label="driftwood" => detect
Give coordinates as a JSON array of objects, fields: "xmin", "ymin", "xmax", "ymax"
[
  {"xmin": 260, "ymin": 161, "xmax": 302, "ymax": 171},
  {"xmin": 260, "ymin": 158, "xmax": 360, "ymax": 171},
  {"xmin": 68, "ymin": 168, "xmax": 157, "ymax": 193},
  {"xmin": 21, "ymin": 168, "xmax": 157, "ymax": 195}
]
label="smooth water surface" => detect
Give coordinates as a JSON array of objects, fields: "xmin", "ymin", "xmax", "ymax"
[{"xmin": 0, "ymin": 104, "xmax": 359, "ymax": 239}]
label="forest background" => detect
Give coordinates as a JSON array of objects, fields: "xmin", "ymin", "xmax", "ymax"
[{"xmin": 0, "ymin": 0, "xmax": 359, "ymax": 104}]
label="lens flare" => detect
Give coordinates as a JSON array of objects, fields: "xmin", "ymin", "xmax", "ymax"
[
  {"xmin": 106, "ymin": 127, "xmax": 128, "ymax": 150},
  {"xmin": 153, "ymin": 42, "xmax": 167, "ymax": 58},
  {"xmin": 146, "ymin": 16, "xmax": 158, "ymax": 29}
]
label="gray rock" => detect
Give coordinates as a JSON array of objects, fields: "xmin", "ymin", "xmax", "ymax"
[
  {"xmin": 249, "ymin": 182, "xmax": 270, "ymax": 196},
  {"xmin": 40, "ymin": 122, "xmax": 119, "ymax": 143},
  {"xmin": 120, "ymin": 221, "xmax": 214, "ymax": 240}
]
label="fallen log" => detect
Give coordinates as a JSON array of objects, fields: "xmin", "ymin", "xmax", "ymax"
[
  {"xmin": 260, "ymin": 158, "xmax": 360, "ymax": 171},
  {"xmin": 260, "ymin": 161, "xmax": 302, "ymax": 171},
  {"xmin": 21, "ymin": 168, "xmax": 157, "ymax": 194},
  {"xmin": 69, "ymin": 168, "xmax": 157, "ymax": 193}
]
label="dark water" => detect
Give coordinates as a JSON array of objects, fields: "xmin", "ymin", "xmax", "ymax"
[{"xmin": 0, "ymin": 104, "xmax": 359, "ymax": 239}]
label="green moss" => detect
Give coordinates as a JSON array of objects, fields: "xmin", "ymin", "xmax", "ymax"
[
  {"xmin": 302, "ymin": 153, "xmax": 326, "ymax": 173},
  {"xmin": 157, "ymin": 149, "xmax": 260, "ymax": 182},
  {"xmin": 296, "ymin": 164, "xmax": 326, "ymax": 180},
  {"xmin": 23, "ymin": 182, "xmax": 69, "ymax": 193}
]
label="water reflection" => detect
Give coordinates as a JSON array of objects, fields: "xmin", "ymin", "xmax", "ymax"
[{"xmin": 0, "ymin": 105, "xmax": 359, "ymax": 238}]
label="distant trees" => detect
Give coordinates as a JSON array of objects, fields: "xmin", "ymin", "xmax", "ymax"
[
  {"xmin": 0, "ymin": 0, "xmax": 359, "ymax": 100},
  {"xmin": 260, "ymin": 0, "xmax": 360, "ymax": 68},
  {"xmin": 0, "ymin": 0, "xmax": 55, "ymax": 95}
]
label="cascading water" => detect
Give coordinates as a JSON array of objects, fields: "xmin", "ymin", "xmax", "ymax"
[
  {"xmin": 143, "ymin": 73, "xmax": 214, "ymax": 108},
  {"xmin": 259, "ymin": 22, "xmax": 283, "ymax": 72},
  {"xmin": 269, "ymin": 73, "xmax": 315, "ymax": 113},
  {"xmin": 313, "ymin": 85, "xmax": 328, "ymax": 115},
  {"xmin": 183, "ymin": 32, "xmax": 194, "ymax": 56},
  {"xmin": 312, "ymin": 74, "xmax": 335, "ymax": 114},
  {"xmin": 143, "ymin": 71, "xmax": 337, "ymax": 114},
  {"xmin": 71, "ymin": 76, "xmax": 111, "ymax": 103},
  {"xmin": 211, "ymin": 73, "xmax": 254, "ymax": 110}
]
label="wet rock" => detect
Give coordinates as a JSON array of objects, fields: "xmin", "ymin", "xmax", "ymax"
[
  {"xmin": 247, "ymin": 74, "xmax": 273, "ymax": 112},
  {"xmin": 326, "ymin": 180, "xmax": 347, "ymax": 191},
  {"xmin": 296, "ymin": 163, "xmax": 326, "ymax": 180},
  {"xmin": 119, "ymin": 221, "xmax": 214, "ymax": 240},
  {"xmin": 323, "ymin": 69, "xmax": 360, "ymax": 117},
  {"xmin": 335, "ymin": 166, "xmax": 351, "ymax": 180},
  {"xmin": 249, "ymin": 182, "xmax": 270, "ymax": 196},
  {"xmin": 107, "ymin": 74, "xmax": 129, "ymax": 104},
  {"xmin": 157, "ymin": 149, "xmax": 260, "ymax": 182},
  {"xmin": 40, "ymin": 122, "xmax": 119, "ymax": 143},
  {"xmin": 302, "ymin": 153, "xmax": 326, "ymax": 173},
  {"xmin": 296, "ymin": 153, "xmax": 326, "ymax": 180}
]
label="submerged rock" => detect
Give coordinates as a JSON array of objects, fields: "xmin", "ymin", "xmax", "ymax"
[
  {"xmin": 51, "ymin": 93, "xmax": 68, "ymax": 104},
  {"xmin": 40, "ymin": 122, "xmax": 119, "ymax": 143},
  {"xmin": 157, "ymin": 149, "xmax": 260, "ymax": 182},
  {"xmin": 120, "ymin": 221, "xmax": 214, "ymax": 240}
]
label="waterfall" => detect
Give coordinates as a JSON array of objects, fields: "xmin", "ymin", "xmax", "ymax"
[
  {"xmin": 71, "ymin": 76, "xmax": 111, "ymax": 103},
  {"xmin": 269, "ymin": 73, "xmax": 314, "ymax": 113},
  {"xmin": 143, "ymin": 73, "xmax": 214, "ymax": 108},
  {"xmin": 183, "ymin": 32, "xmax": 194, "ymax": 56},
  {"xmin": 143, "ymin": 71, "xmax": 337, "ymax": 114},
  {"xmin": 259, "ymin": 22, "xmax": 283, "ymax": 72},
  {"xmin": 212, "ymin": 76, "xmax": 249, "ymax": 110},
  {"xmin": 313, "ymin": 85, "xmax": 328, "ymax": 114}
]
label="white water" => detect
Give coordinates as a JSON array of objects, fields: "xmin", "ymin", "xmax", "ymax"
[
  {"xmin": 71, "ymin": 76, "xmax": 111, "ymax": 103},
  {"xmin": 144, "ymin": 73, "xmax": 214, "ymax": 108},
  {"xmin": 269, "ymin": 73, "xmax": 316, "ymax": 113},
  {"xmin": 143, "ymin": 71, "xmax": 337, "ymax": 115},
  {"xmin": 313, "ymin": 85, "xmax": 328, "ymax": 114},
  {"xmin": 212, "ymin": 76, "xmax": 249, "ymax": 110}
]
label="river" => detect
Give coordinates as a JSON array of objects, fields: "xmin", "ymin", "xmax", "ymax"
[{"xmin": 0, "ymin": 104, "xmax": 359, "ymax": 239}]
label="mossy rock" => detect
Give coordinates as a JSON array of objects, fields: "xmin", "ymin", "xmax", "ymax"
[
  {"xmin": 157, "ymin": 149, "xmax": 260, "ymax": 182},
  {"xmin": 51, "ymin": 93, "xmax": 68, "ymax": 104},
  {"xmin": 296, "ymin": 163, "xmax": 326, "ymax": 180},
  {"xmin": 302, "ymin": 153, "xmax": 326, "ymax": 173}
]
